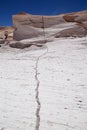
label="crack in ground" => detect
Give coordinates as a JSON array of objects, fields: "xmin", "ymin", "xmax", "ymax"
[{"xmin": 35, "ymin": 45, "xmax": 48, "ymax": 130}]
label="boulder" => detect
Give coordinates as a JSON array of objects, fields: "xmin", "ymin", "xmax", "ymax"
[
  {"xmin": 9, "ymin": 40, "xmax": 45, "ymax": 49},
  {"xmin": 9, "ymin": 41, "xmax": 32, "ymax": 49}
]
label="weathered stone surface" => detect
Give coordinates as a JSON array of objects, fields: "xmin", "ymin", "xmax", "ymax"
[
  {"xmin": 55, "ymin": 10, "xmax": 87, "ymax": 38},
  {"xmin": 0, "ymin": 10, "xmax": 87, "ymax": 47},
  {"xmin": 9, "ymin": 40, "xmax": 46, "ymax": 49},
  {"xmin": 0, "ymin": 39, "xmax": 5, "ymax": 44},
  {"xmin": 9, "ymin": 41, "xmax": 32, "ymax": 49},
  {"xmin": 63, "ymin": 10, "xmax": 87, "ymax": 22},
  {"xmin": 12, "ymin": 10, "xmax": 87, "ymax": 41},
  {"xmin": 63, "ymin": 10, "xmax": 87, "ymax": 32},
  {"xmin": 0, "ymin": 37, "xmax": 87, "ymax": 130},
  {"xmin": 12, "ymin": 13, "xmax": 65, "ymax": 40},
  {"xmin": 55, "ymin": 26, "xmax": 87, "ymax": 38},
  {"xmin": 13, "ymin": 12, "xmax": 65, "ymax": 28},
  {"xmin": 0, "ymin": 26, "xmax": 14, "ymax": 40}
]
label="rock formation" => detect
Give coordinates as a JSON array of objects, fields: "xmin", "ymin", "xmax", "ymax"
[
  {"xmin": 12, "ymin": 12, "xmax": 65, "ymax": 40},
  {"xmin": 55, "ymin": 26, "xmax": 87, "ymax": 38},
  {"xmin": 0, "ymin": 10, "xmax": 87, "ymax": 49},
  {"xmin": 54, "ymin": 10, "xmax": 87, "ymax": 38},
  {"xmin": 12, "ymin": 10, "xmax": 87, "ymax": 40},
  {"xmin": 0, "ymin": 26, "xmax": 15, "ymax": 40}
]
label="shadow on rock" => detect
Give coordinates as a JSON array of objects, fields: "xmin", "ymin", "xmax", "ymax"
[
  {"xmin": 9, "ymin": 41, "xmax": 46, "ymax": 49},
  {"xmin": 0, "ymin": 39, "xmax": 6, "ymax": 44}
]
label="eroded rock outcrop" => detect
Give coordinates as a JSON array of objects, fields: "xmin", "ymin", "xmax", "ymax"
[
  {"xmin": 54, "ymin": 10, "xmax": 87, "ymax": 38},
  {"xmin": 12, "ymin": 10, "xmax": 87, "ymax": 41},
  {"xmin": 0, "ymin": 26, "xmax": 15, "ymax": 40},
  {"xmin": 62, "ymin": 10, "xmax": 87, "ymax": 37},
  {"xmin": 9, "ymin": 39, "xmax": 50, "ymax": 49},
  {"xmin": 63, "ymin": 10, "xmax": 87, "ymax": 22},
  {"xmin": 55, "ymin": 26, "xmax": 87, "ymax": 38},
  {"xmin": 0, "ymin": 10, "xmax": 87, "ymax": 49},
  {"xmin": 12, "ymin": 12, "xmax": 65, "ymax": 40}
]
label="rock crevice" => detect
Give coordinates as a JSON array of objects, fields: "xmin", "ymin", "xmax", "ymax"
[{"xmin": 35, "ymin": 46, "xmax": 48, "ymax": 130}]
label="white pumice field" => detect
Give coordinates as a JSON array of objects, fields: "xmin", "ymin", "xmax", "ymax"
[{"xmin": 0, "ymin": 36, "xmax": 87, "ymax": 130}]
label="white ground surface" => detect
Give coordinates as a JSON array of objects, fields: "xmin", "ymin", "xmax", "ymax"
[{"xmin": 0, "ymin": 37, "xmax": 87, "ymax": 130}]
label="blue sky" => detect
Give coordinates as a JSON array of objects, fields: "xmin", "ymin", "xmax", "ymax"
[{"xmin": 0, "ymin": 0, "xmax": 87, "ymax": 26}]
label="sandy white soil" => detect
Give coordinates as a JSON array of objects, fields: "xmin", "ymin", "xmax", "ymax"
[{"xmin": 0, "ymin": 36, "xmax": 87, "ymax": 130}]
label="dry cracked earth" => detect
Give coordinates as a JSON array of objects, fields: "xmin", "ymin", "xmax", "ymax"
[{"xmin": 0, "ymin": 36, "xmax": 87, "ymax": 130}]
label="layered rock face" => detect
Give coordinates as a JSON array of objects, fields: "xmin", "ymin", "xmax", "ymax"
[
  {"xmin": 55, "ymin": 26, "xmax": 87, "ymax": 38},
  {"xmin": 56, "ymin": 10, "xmax": 87, "ymax": 38},
  {"xmin": 63, "ymin": 10, "xmax": 87, "ymax": 22},
  {"xmin": 0, "ymin": 10, "xmax": 87, "ymax": 49},
  {"xmin": 13, "ymin": 10, "xmax": 87, "ymax": 41},
  {"xmin": 12, "ymin": 12, "xmax": 65, "ymax": 40}
]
